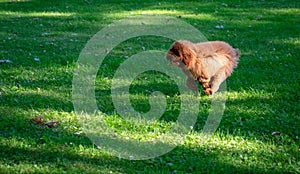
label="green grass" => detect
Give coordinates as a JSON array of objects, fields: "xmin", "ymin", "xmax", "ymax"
[{"xmin": 0, "ymin": 0, "xmax": 299, "ymax": 173}]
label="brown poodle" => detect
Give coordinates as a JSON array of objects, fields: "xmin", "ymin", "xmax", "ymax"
[{"xmin": 166, "ymin": 40, "xmax": 240, "ymax": 95}]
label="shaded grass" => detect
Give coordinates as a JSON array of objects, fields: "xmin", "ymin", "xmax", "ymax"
[{"xmin": 0, "ymin": 0, "xmax": 299, "ymax": 173}]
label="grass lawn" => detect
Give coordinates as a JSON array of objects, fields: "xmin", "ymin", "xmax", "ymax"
[{"xmin": 0, "ymin": 0, "xmax": 299, "ymax": 173}]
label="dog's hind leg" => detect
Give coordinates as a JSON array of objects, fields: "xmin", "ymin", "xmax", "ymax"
[{"xmin": 210, "ymin": 67, "xmax": 227, "ymax": 94}]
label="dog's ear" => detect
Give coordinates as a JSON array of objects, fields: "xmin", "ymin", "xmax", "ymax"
[
  {"xmin": 169, "ymin": 41, "xmax": 182, "ymax": 57},
  {"xmin": 171, "ymin": 41, "xmax": 195, "ymax": 66}
]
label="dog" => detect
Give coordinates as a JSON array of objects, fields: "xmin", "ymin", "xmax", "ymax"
[{"xmin": 166, "ymin": 40, "xmax": 240, "ymax": 95}]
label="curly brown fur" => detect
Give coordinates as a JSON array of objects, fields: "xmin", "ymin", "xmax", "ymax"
[{"xmin": 166, "ymin": 40, "xmax": 240, "ymax": 95}]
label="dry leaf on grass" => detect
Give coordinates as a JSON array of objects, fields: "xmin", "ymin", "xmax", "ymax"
[
  {"xmin": 45, "ymin": 121, "xmax": 59, "ymax": 128},
  {"xmin": 30, "ymin": 116, "xmax": 59, "ymax": 128},
  {"xmin": 30, "ymin": 116, "xmax": 44, "ymax": 125}
]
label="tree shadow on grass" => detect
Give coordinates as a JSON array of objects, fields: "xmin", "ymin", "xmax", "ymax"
[
  {"xmin": 1, "ymin": 92, "xmax": 73, "ymax": 112},
  {"xmin": 1, "ymin": 142, "xmax": 280, "ymax": 173}
]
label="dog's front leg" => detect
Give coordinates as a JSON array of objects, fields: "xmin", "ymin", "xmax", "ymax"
[
  {"xmin": 201, "ymin": 81, "xmax": 212, "ymax": 95},
  {"xmin": 186, "ymin": 77, "xmax": 198, "ymax": 91},
  {"xmin": 193, "ymin": 67, "xmax": 212, "ymax": 95},
  {"xmin": 198, "ymin": 77, "xmax": 212, "ymax": 95}
]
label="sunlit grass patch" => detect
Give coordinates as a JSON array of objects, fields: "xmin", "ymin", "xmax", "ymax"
[
  {"xmin": 0, "ymin": 11, "xmax": 75, "ymax": 18},
  {"xmin": 108, "ymin": 9, "xmax": 216, "ymax": 20}
]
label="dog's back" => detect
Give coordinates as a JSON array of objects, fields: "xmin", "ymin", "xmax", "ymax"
[{"xmin": 193, "ymin": 41, "xmax": 239, "ymax": 76}]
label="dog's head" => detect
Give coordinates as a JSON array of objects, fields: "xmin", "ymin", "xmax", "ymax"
[{"xmin": 166, "ymin": 40, "xmax": 196, "ymax": 67}]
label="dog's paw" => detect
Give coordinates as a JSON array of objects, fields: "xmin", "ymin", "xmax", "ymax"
[{"xmin": 204, "ymin": 88, "xmax": 213, "ymax": 95}]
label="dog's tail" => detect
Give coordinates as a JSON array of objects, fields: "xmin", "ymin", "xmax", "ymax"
[
  {"xmin": 229, "ymin": 48, "xmax": 240, "ymax": 71},
  {"xmin": 234, "ymin": 48, "xmax": 240, "ymax": 59}
]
